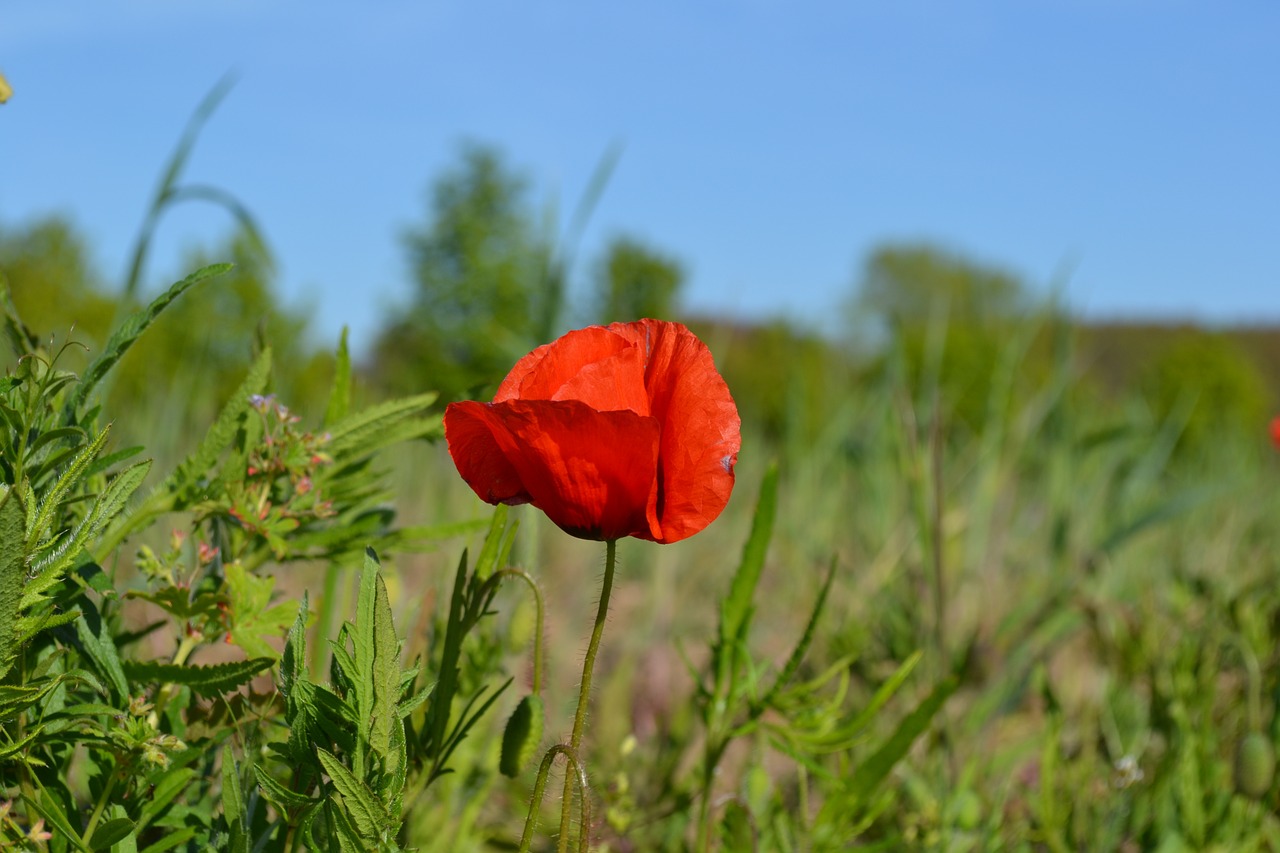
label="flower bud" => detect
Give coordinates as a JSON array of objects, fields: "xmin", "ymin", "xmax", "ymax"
[
  {"xmin": 1235, "ymin": 731, "xmax": 1276, "ymax": 799},
  {"xmin": 499, "ymin": 694, "xmax": 545, "ymax": 778}
]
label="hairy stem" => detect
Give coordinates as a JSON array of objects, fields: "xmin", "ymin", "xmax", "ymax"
[{"xmin": 555, "ymin": 538, "xmax": 617, "ymax": 853}]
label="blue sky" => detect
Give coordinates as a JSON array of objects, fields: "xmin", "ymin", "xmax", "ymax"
[{"xmin": 2, "ymin": 2, "xmax": 1278, "ymax": 353}]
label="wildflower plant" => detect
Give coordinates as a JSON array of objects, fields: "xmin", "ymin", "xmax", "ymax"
[{"xmin": 0, "ymin": 269, "xmax": 505, "ymax": 852}]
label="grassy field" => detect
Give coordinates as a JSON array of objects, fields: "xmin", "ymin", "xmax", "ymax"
[{"xmin": 5, "ymin": 261, "xmax": 1280, "ymax": 852}]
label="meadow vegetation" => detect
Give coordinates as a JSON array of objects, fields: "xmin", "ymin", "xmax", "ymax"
[{"xmin": 2, "ymin": 106, "xmax": 1280, "ymax": 852}]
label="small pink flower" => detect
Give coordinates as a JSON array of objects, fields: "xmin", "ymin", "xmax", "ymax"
[{"xmin": 1271, "ymin": 416, "xmax": 1280, "ymax": 449}]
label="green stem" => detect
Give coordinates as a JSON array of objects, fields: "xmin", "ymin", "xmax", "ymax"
[
  {"xmin": 149, "ymin": 633, "xmax": 198, "ymax": 728},
  {"xmin": 518, "ymin": 744, "xmax": 591, "ymax": 853},
  {"xmin": 491, "ymin": 568, "xmax": 546, "ymax": 694},
  {"xmin": 82, "ymin": 765, "xmax": 122, "ymax": 844},
  {"xmin": 556, "ymin": 539, "xmax": 618, "ymax": 853}
]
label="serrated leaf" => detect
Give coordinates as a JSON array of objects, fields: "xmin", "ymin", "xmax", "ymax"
[
  {"xmin": 221, "ymin": 745, "xmax": 248, "ymax": 853},
  {"xmin": 256, "ymin": 764, "xmax": 317, "ymax": 811},
  {"xmin": 27, "ymin": 425, "xmax": 110, "ymax": 550},
  {"xmin": 324, "ymin": 393, "xmax": 439, "ymax": 458},
  {"xmin": 0, "ymin": 486, "xmax": 24, "ymax": 679},
  {"xmin": 316, "ymin": 747, "xmax": 390, "ymax": 837},
  {"xmin": 324, "ymin": 327, "xmax": 352, "ymax": 427},
  {"xmin": 124, "ymin": 586, "xmax": 224, "ymax": 622},
  {"xmin": 66, "ymin": 264, "xmax": 231, "ymax": 417},
  {"xmin": 122, "ymin": 658, "xmax": 273, "ymax": 697},
  {"xmin": 225, "ymin": 561, "xmax": 298, "ymax": 660},
  {"xmin": 156, "ymin": 347, "xmax": 273, "ymax": 512},
  {"xmin": 27, "ymin": 461, "xmax": 152, "ymax": 595},
  {"xmin": 74, "ymin": 599, "xmax": 128, "ymax": 700},
  {"xmin": 368, "ymin": 552, "xmax": 401, "ymax": 787},
  {"xmin": 0, "ymin": 729, "xmax": 39, "ymax": 759},
  {"xmin": 281, "ymin": 590, "xmax": 309, "ymax": 702}
]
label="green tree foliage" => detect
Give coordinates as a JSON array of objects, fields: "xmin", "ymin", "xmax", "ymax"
[
  {"xmin": 0, "ymin": 217, "xmax": 116, "ymax": 348},
  {"xmin": 852, "ymin": 242, "xmax": 1043, "ymax": 431},
  {"xmin": 695, "ymin": 319, "xmax": 852, "ymax": 445},
  {"xmin": 592, "ymin": 235, "xmax": 683, "ymax": 325},
  {"xmin": 113, "ymin": 232, "xmax": 332, "ymax": 427},
  {"xmin": 1140, "ymin": 331, "xmax": 1273, "ymax": 452},
  {"xmin": 374, "ymin": 145, "xmax": 558, "ymax": 400},
  {"xmin": 856, "ymin": 242, "xmax": 1027, "ymax": 326}
]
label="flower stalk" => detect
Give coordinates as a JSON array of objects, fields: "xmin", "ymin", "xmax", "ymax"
[{"xmin": 556, "ymin": 538, "xmax": 618, "ymax": 853}]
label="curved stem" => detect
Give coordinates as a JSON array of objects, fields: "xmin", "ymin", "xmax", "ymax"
[
  {"xmin": 518, "ymin": 744, "xmax": 591, "ymax": 853},
  {"xmin": 555, "ymin": 539, "xmax": 617, "ymax": 853},
  {"xmin": 491, "ymin": 568, "xmax": 546, "ymax": 694}
]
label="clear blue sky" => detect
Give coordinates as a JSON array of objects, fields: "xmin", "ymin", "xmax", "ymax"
[{"xmin": 2, "ymin": 2, "xmax": 1278, "ymax": 353}]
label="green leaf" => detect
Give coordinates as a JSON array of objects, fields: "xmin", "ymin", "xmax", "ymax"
[
  {"xmin": 848, "ymin": 675, "xmax": 957, "ymax": 804},
  {"xmin": 281, "ymin": 590, "xmax": 309, "ymax": 702},
  {"xmin": 135, "ymin": 767, "xmax": 196, "ymax": 834},
  {"xmin": 66, "ymin": 264, "xmax": 230, "ymax": 417},
  {"xmin": 74, "ymin": 599, "xmax": 129, "ymax": 700},
  {"xmin": 755, "ymin": 557, "xmax": 838, "ymax": 714},
  {"xmin": 27, "ymin": 460, "xmax": 152, "ymax": 600},
  {"xmin": 25, "ymin": 786, "xmax": 92, "ymax": 852},
  {"xmin": 121, "ymin": 658, "xmax": 273, "ymax": 697},
  {"xmin": 0, "ymin": 486, "xmax": 25, "ymax": 679},
  {"xmin": 324, "ymin": 393, "xmax": 440, "ymax": 459},
  {"xmin": 720, "ymin": 463, "xmax": 778, "ymax": 649},
  {"xmin": 324, "ymin": 327, "xmax": 352, "ymax": 427},
  {"xmin": 316, "ymin": 747, "xmax": 391, "ymax": 837},
  {"xmin": 137, "ymin": 829, "xmax": 196, "ymax": 853},
  {"xmin": 88, "ymin": 817, "xmax": 135, "ymax": 851},
  {"xmin": 149, "ymin": 347, "xmax": 271, "ymax": 516},
  {"xmin": 27, "ymin": 425, "xmax": 110, "ymax": 550},
  {"xmin": 221, "ymin": 745, "xmax": 249, "ymax": 853},
  {"xmin": 225, "ymin": 561, "xmax": 299, "ymax": 660},
  {"xmin": 474, "ymin": 505, "xmax": 509, "ymax": 581},
  {"xmin": 368, "ymin": 552, "xmax": 403, "ymax": 790},
  {"xmin": 124, "ymin": 586, "xmax": 224, "ymax": 623},
  {"xmin": 835, "ymin": 650, "xmax": 924, "ymax": 741},
  {"xmin": 255, "ymin": 764, "xmax": 317, "ymax": 812}
]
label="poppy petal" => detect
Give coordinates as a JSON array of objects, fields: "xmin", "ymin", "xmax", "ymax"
[
  {"xmin": 448, "ymin": 398, "xmax": 662, "ymax": 541},
  {"xmin": 609, "ymin": 320, "xmax": 741, "ymax": 543},
  {"xmin": 444, "ymin": 401, "xmax": 532, "ymax": 506},
  {"xmin": 497, "ymin": 327, "xmax": 624, "ymax": 401}
]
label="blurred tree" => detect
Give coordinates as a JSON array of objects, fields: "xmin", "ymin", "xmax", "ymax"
[
  {"xmin": 851, "ymin": 242, "xmax": 1042, "ymax": 432},
  {"xmin": 592, "ymin": 236, "xmax": 684, "ymax": 325},
  {"xmin": 690, "ymin": 318, "xmax": 851, "ymax": 446},
  {"xmin": 0, "ymin": 216, "xmax": 116, "ymax": 351},
  {"xmin": 112, "ymin": 231, "xmax": 329, "ymax": 421},
  {"xmin": 855, "ymin": 242, "xmax": 1028, "ymax": 327},
  {"xmin": 1140, "ymin": 331, "xmax": 1273, "ymax": 453},
  {"xmin": 373, "ymin": 144, "xmax": 558, "ymax": 400}
]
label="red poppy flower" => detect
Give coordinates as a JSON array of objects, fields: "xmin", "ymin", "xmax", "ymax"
[
  {"xmin": 1271, "ymin": 415, "xmax": 1280, "ymax": 449},
  {"xmin": 445, "ymin": 320, "xmax": 741, "ymax": 543}
]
